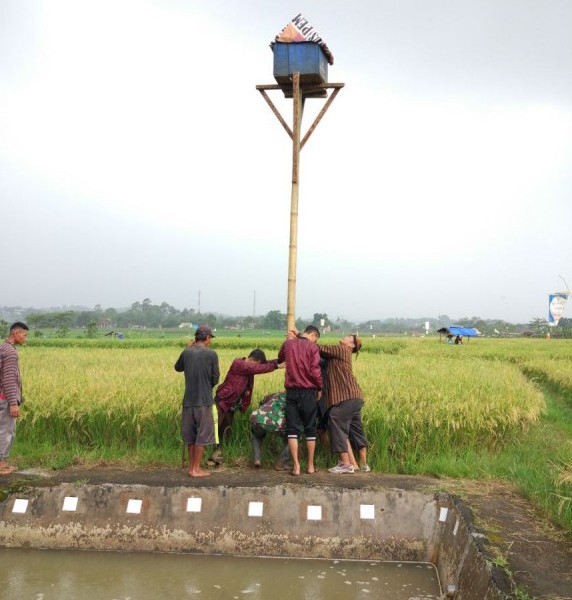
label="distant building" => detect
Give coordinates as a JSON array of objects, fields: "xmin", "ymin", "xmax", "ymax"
[
  {"xmin": 98, "ymin": 318, "xmax": 113, "ymax": 329},
  {"xmin": 179, "ymin": 322, "xmax": 194, "ymax": 329}
]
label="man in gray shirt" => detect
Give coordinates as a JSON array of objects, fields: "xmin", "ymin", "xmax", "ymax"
[{"xmin": 175, "ymin": 325, "xmax": 219, "ymax": 477}]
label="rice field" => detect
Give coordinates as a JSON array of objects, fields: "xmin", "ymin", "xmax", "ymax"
[{"xmin": 15, "ymin": 336, "xmax": 560, "ymax": 459}]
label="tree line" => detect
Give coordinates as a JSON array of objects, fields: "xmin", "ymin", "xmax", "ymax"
[
  {"xmin": 1, "ymin": 300, "xmax": 570, "ymax": 337},
  {"xmin": 0, "ymin": 301, "xmax": 342, "ymax": 334}
]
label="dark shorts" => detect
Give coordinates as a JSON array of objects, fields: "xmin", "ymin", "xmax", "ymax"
[
  {"xmin": 315, "ymin": 393, "xmax": 329, "ymax": 431},
  {"xmin": 328, "ymin": 398, "xmax": 368, "ymax": 454},
  {"xmin": 285, "ymin": 388, "xmax": 318, "ymax": 440},
  {"xmin": 181, "ymin": 405, "xmax": 215, "ymax": 446}
]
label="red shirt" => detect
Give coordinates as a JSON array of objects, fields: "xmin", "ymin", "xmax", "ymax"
[
  {"xmin": 215, "ymin": 358, "xmax": 278, "ymax": 413},
  {"xmin": 278, "ymin": 337, "xmax": 322, "ymax": 391}
]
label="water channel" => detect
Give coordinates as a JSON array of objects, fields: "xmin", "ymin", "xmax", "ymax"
[{"xmin": 1, "ymin": 548, "xmax": 441, "ymax": 599}]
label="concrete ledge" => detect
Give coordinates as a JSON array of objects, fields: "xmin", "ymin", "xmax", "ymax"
[{"xmin": 0, "ymin": 480, "xmax": 503, "ymax": 600}]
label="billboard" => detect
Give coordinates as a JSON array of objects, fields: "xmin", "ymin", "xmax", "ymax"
[{"xmin": 548, "ymin": 293, "xmax": 569, "ymax": 326}]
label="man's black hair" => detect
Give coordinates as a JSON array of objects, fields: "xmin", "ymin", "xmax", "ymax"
[
  {"xmin": 248, "ymin": 348, "xmax": 267, "ymax": 363},
  {"xmin": 195, "ymin": 331, "xmax": 210, "ymax": 342},
  {"xmin": 10, "ymin": 322, "xmax": 29, "ymax": 332},
  {"xmin": 303, "ymin": 325, "xmax": 320, "ymax": 338}
]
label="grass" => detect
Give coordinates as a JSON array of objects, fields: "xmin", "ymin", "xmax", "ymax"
[{"xmin": 10, "ymin": 336, "xmax": 572, "ymax": 534}]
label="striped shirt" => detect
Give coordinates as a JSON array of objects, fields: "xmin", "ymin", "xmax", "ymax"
[
  {"xmin": 0, "ymin": 342, "xmax": 22, "ymax": 405},
  {"xmin": 318, "ymin": 343, "xmax": 362, "ymax": 408}
]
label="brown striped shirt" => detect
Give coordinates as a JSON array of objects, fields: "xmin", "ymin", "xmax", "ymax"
[
  {"xmin": 318, "ymin": 343, "xmax": 362, "ymax": 408},
  {"xmin": 0, "ymin": 342, "xmax": 22, "ymax": 405}
]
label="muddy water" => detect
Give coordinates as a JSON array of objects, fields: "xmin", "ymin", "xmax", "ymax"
[{"xmin": 0, "ymin": 548, "xmax": 441, "ymax": 599}]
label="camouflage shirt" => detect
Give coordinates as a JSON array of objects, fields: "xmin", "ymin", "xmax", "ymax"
[{"xmin": 249, "ymin": 392, "xmax": 286, "ymax": 432}]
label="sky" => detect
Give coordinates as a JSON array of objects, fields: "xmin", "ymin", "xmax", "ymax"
[{"xmin": 1, "ymin": 0, "xmax": 571, "ymax": 323}]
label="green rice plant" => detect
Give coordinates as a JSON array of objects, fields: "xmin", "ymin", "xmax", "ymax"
[
  {"xmin": 16, "ymin": 346, "xmax": 286, "ymax": 459},
  {"xmin": 551, "ymin": 459, "xmax": 572, "ymax": 516},
  {"xmin": 520, "ymin": 358, "xmax": 572, "ymax": 399},
  {"xmin": 353, "ymin": 353, "xmax": 545, "ymax": 470},
  {"xmin": 15, "ymin": 343, "xmax": 545, "ymax": 468}
]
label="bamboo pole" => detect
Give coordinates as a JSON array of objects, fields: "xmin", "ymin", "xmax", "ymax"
[
  {"xmin": 287, "ymin": 72, "xmax": 303, "ymax": 331},
  {"xmin": 257, "ymin": 77, "xmax": 343, "ymax": 331}
]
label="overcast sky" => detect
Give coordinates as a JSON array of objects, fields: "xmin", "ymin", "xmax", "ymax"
[{"xmin": 1, "ymin": 0, "xmax": 571, "ymax": 323}]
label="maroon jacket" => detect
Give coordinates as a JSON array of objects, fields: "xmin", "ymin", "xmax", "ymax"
[
  {"xmin": 215, "ymin": 358, "xmax": 278, "ymax": 413},
  {"xmin": 278, "ymin": 337, "xmax": 322, "ymax": 391}
]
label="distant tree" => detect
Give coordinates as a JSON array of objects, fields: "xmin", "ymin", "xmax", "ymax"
[
  {"xmin": 240, "ymin": 315, "xmax": 261, "ymax": 329},
  {"xmin": 456, "ymin": 316, "xmax": 481, "ymax": 328},
  {"xmin": 103, "ymin": 307, "xmax": 118, "ymax": 322},
  {"xmin": 334, "ymin": 317, "xmax": 355, "ymax": 332},
  {"xmin": 0, "ymin": 319, "xmax": 8, "ymax": 339},
  {"xmin": 86, "ymin": 320, "xmax": 98, "ymax": 338},
  {"xmin": 220, "ymin": 315, "xmax": 240, "ymax": 328},
  {"xmin": 160, "ymin": 302, "xmax": 177, "ymax": 317},
  {"xmin": 55, "ymin": 311, "xmax": 76, "ymax": 327},
  {"xmin": 26, "ymin": 314, "xmax": 44, "ymax": 329},
  {"xmin": 179, "ymin": 308, "xmax": 197, "ymax": 323},
  {"xmin": 55, "ymin": 325, "xmax": 69, "ymax": 338},
  {"xmin": 27, "ymin": 311, "xmax": 75, "ymax": 329},
  {"xmin": 262, "ymin": 310, "xmax": 286, "ymax": 330},
  {"xmin": 556, "ymin": 317, "xmax": 572, "ymax": 338},
  {"xmin": 311, "ymin": 313, "xmax": 331, "ymax": 329},
  {"xmin": 200, "ymin": 313, "xmax": 219, "ymax": 329},
  {"xmin": 77, "ymin": 310, "xmax": 98, "ymax": 327},
  {"xmin": 471, "ymin": 319, "xmax": 490, "ymax": 334},
  {"xmin": 295, "ymin": 317, "xmax": 306, "ymax": 331},
  {"xmin": 528, "ymin": 317, "xmax": 548, "ymax": 335}
]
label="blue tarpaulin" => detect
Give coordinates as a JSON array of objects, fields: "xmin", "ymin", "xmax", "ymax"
[{"xmin": 437, "ymin": 327, "xmax": 479, "ymax": 338}]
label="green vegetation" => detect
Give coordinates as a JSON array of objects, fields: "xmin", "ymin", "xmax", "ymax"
[
  {"xmin": 4, "ymin": 297, "xmax": 572, "ymax": 337},
  {"xmin": 10, "ymin": 336, "xmax": 572, "ymax": 533}
]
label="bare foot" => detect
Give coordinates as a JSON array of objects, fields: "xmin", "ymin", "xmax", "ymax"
[
  {"xmin": 291, "ymin": 465, "xmax": 300, "ymax": 476},
  {"xmin": 253, "ymin": 460, "xmax": 261, "ymax": 469},
  {"xmin": 188, "ymin": 469, "xmax": 211, "ymax": 477},
  {"xmin": 307, "ymin": 466, "xmax": 317, "ymax": 474}
]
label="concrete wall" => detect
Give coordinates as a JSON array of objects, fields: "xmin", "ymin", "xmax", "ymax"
[{"xmin": 0, "ymin": 482, "xmax": 503, "ymax": 600}]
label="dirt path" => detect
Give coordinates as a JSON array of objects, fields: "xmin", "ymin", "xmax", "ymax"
[
  {"xmin": 452, "ymin": 479, "xmax": 572, "ymax": 600},
  {"xmin": 3, "ymin": 466, "xmax": 571, "ymax": 599}
]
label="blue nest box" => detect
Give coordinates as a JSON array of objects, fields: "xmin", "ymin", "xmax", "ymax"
[{"xmin": 273, "ymin": 42, "xmax": 328, "ymax": 97}]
